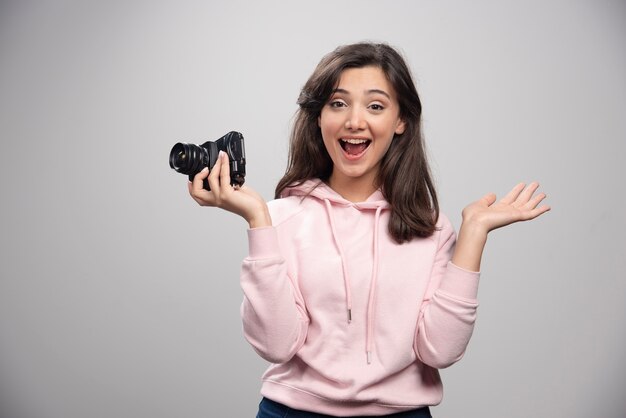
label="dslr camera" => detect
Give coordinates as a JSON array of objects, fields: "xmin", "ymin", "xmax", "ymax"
[{"xmin": 169, "ymin": 131, "xmax": 246, "ymax": 190}]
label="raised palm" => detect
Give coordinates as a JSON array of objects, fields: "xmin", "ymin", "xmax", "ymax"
[{"xmin": 462, "ymin": 182, "xmax": 550, "ymax": 234}]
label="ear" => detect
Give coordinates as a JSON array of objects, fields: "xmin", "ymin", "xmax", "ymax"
[{"xmin": 395, "ymin": 118, "xmax": 406, "ymax": 135}]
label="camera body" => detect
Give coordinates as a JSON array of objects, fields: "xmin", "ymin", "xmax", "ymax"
[{"xmin": 169, "ymin": 131, "xmax": 246, "ymax": 190}]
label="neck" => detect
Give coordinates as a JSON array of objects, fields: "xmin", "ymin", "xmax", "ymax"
[{"xmin": 328, "ymin": 173, "xmax": 378, "ymax": 203}]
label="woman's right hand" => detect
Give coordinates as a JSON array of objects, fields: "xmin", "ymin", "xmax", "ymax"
[{"xmin": 188, "ymin": 151, "xmax": 272, "ymax": 228}]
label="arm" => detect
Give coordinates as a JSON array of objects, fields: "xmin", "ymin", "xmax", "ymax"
[
  {"xmin": 188, "ymin": 152, "xmax": 308, "ymax": 362},
  {"xmin": 415, "ymin": 182, "xmax": 550, "ymax": 368},
  {"xmin": 414, "ymin": 218, "xmax": 480, "ymax": 369},
  {"xmin": 240, "ymin": 227, "xmax": 309, "ymax": 364}
]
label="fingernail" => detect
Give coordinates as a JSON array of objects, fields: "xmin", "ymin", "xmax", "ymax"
[{"xmin": 201, "ymin": 167, "xmax": 209, "ymax": 172}]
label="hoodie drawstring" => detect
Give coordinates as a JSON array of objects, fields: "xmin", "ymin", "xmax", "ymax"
[
  {"xmin": 365, "ymin": 206, "xmax": 383, "ymax": 364},
  {"xmin": 324, "ymin": 198, "xmax": 384, "ymax": 364},
  {"xmin": 324, "ymin": 199, "xmax": 353, "ymax": 323}
]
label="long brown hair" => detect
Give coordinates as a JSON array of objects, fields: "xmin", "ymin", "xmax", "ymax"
[{"xmin": 275, "ymin": 42, "xmax": 439, "ymax": 243}]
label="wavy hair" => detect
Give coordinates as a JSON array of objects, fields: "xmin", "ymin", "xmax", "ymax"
[{"xmin": 275, "ymin": 42, "xmax": 439, "ymax": 243}]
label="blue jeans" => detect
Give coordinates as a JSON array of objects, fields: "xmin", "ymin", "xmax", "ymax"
[{"xmin": 256, "ymin": 397, "xmax": 432, "ymax": 418}]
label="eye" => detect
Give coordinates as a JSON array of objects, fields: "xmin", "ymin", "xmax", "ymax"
[
  {"xmin": 329, "ymin": 100, "xmax": 347, "ymax": 108},
  {"xmin": 369, "ymin": 103, "xmax": 385, "ymax": 111}
]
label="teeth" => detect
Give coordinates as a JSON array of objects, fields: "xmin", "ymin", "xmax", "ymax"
[{"xmin": 341, "ymin": 138, "xmax": 369, "ymax": 144}]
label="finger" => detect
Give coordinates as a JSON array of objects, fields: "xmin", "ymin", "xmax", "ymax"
[
  {"xmin": 219, "ymin": 151, "xmax": 232, "ymax": 190},
  {"xmin": 191, "ymin": 167, "xmax": 210, "ymax": 193},
  {"xmin": 206, "ymin": 154, "xmax": 223, "ymax": 194},
  {"xmin": 480, "ymin": 192, "xmax": 497, "ymax": 206},
  {"xmin": 515, "ymin": 181, "xmax": 540, "ymax": 205},
  {"xmin": 188, "ymin": 181, "xmax": 203, "ymax": 204},
  {"xmin": 523, "ymin": 204, "xmax": 551, "ymax": 221},
  {"xmin": 189, "ymin": 168, "xmax": 214, "ymax": 205},
  {"xmin": 500, "ymin": 182, "xmax": 526, "ymax": 204},
  {"xmin": 523, "ymin": 191, "xmax": 547, "ymax": 210}
]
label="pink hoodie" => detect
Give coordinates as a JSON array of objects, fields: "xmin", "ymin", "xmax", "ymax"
[{"xmin": 240, "ymin": 179, "xmax": 480, "ymax": 416}]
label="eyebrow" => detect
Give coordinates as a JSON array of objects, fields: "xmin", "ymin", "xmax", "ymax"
[{"xmin": 332, "ymin": 88, "xmax": 391, "ymax": 99}]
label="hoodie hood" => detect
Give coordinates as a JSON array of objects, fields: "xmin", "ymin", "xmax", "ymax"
[
  {"xmin": 283, "ymin": 179, "xmax": 389, "ymax": 364},
  {"xmin": 282, "ymin": 179, "xmax": 390, "ymax": 210}
]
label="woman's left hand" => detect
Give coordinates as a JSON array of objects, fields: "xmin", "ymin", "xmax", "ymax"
[{"xmin": 461, "ymin": 182, "xmax": 551, "ymax": 235}]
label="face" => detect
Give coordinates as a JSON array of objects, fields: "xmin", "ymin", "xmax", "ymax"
[{"xmin": 318, "ymin": 66, "xmax": 405, "ymax": 195}]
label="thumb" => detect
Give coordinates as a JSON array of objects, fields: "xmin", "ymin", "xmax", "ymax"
[{"xmin": 480, "ymin": 192, "xmax": 497, "ymax": 206}]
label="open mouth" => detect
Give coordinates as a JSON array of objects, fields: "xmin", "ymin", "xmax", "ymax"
[{"xmin": 340, "ymin": 138, "xmax": 371, "ymax": 156}]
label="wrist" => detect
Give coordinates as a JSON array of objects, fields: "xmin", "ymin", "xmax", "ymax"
[
  {"xmin": 247, "ymin": 208, "xmax": 272, "ymax": 229},
  {"xmin": 459, "ymin": 217, "xmax": 489, "ymax": 238},
  {"xmin": 452, "ymin": 221, "xmax": 488, "ymax": 272}
]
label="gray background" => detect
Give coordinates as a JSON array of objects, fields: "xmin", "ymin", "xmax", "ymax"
[{"xmin": 1, "ymin": 1, "xmax": 625, "ymax": 417}]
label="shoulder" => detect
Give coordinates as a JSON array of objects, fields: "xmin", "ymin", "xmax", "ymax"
[
  {"xmin": 436, "ymin": 212, "xmax": 454, "ymax": 231},
  {"xmin": 267, "ymin": 196, "xmax": 308, "ymax": 227},
  {"xmin": 434, "ymin": 211, "xmax": 456, "ymax": 244}
]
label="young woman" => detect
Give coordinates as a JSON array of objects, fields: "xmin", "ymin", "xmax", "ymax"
[{"xmin": 188, "ymin": 43, "xmax": 550, "ymax": 418}]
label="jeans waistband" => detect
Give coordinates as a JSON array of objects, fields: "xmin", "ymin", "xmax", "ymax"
[{"xmin": 257, "ymin": 397, "xmax": 432, "ymax": 418}]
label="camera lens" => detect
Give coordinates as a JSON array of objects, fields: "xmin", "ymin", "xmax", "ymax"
[
  {"xmin": 169, "ymin": 143, "xmax": 207, "ymax": 175},
  {"xmin": 173, "ymin": 150, "xmax": 186, "ymax": 167}
]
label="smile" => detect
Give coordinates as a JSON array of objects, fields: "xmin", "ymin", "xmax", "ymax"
[{"xmin": 339, "ymin": 138, "xmax": 372, "ymax": 157}]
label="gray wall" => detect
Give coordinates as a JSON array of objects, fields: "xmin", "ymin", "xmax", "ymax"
[{"xmin": 1, "ymin": 1, "xmax": 625, "ymax": 417}]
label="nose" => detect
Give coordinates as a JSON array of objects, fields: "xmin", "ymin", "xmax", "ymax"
[{"xmin": 345, "ymin": 106, "xmax": 366, "ymax": 131}]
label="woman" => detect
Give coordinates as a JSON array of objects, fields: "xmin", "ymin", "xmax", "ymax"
[{"xmin": 188, "ymin": 42, "xmax": 550, "ymax": 417}]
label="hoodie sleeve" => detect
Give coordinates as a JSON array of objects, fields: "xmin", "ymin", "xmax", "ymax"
[
  {"xmin": 240, "ymin": 226, "xmax": 309, "ymax": 364},
  {"xmin": 414, "ymin": 217, "xmax": 480, "ymax": 369}
]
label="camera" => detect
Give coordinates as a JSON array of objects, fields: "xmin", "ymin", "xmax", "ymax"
[{"xmin": 169, "ymin": 131, "xmax": 246, "ymax": 190}]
